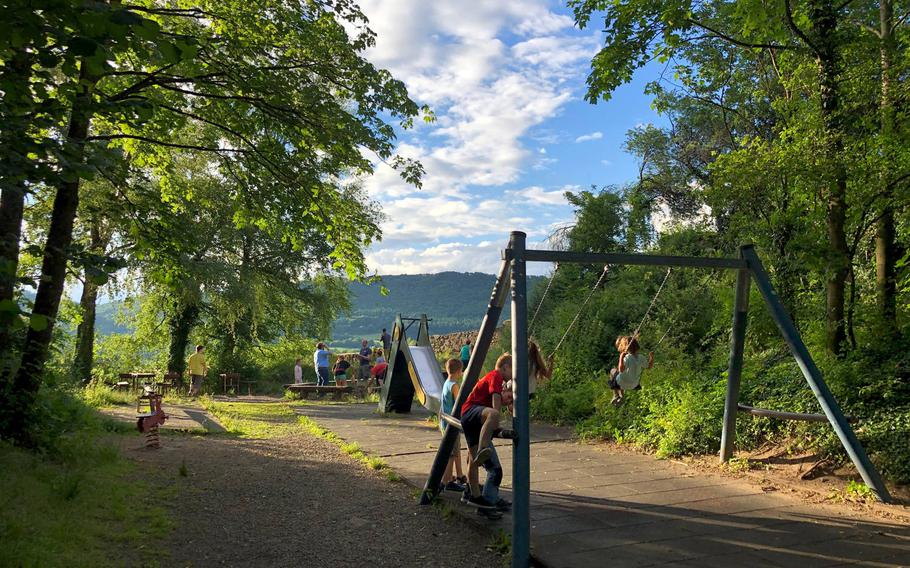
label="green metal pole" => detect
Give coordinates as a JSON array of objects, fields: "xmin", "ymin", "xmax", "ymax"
[
  {"xmin": 720, "ymin": 254, "xmax": 751, "ymax": 462},
  {"xmin": 743, "ymin": 246, "xmax": 891, "ymax": 503},
  {"xmin": 510, "ymin": 231, "xmax": 530, "ymax": 568}
]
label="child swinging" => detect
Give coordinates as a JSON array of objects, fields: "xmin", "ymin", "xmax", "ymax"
[{"xmin": 608, "ymin": 335, "xmax": 653, "ymax": 406}]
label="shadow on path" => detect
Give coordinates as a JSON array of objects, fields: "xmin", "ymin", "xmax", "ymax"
[{"xmin": 297, "ymin": 402, "xmax": 910, "ymax": 568}]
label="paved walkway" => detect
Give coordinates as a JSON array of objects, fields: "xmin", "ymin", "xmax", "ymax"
[{"xmin": 296, "ymin": 403, "xmax": 910, "ymax": 568}]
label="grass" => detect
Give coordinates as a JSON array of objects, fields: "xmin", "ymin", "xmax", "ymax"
[
  {"xmin": 487, "ymin": 529, "xmax": 512, "ymax": 556},
  {"xmin": 296, "ymin": 414, "xmax": 400, "ymax": 480},
  {"xmin": 0, "ymin": 436, "xmax": 172, "ymax": 567},
  {"xmin": 201, "ymin": 399, "xmax": 403, "ymax": 482},
  {"xmin": 80, "ymin": 381, "xmax": 137, "ymax": 408},
  {"xmin": 200, "ymin": 398, "xmax": 300, "ymax": 438}
]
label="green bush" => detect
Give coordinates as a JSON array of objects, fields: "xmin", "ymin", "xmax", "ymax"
[{"xmin": 857, "ymin": 406, "xmax": 910, "ymax": 484}]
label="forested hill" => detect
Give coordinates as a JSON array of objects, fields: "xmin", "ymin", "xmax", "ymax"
[
  {"xmin": 331, "ymin": 272, "xmax": 542, "ymax": 347},
  {"xmin": 89, "ymin": 272, "xmax": 541, "ymax": 344}
]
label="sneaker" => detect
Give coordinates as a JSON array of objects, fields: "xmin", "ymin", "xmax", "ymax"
[
  {"xmin": 472, "ymin": 446, "xmax": 493, "ymax": 467},
  {"xmin": 610, "ymin": 394, "xmax": 621, "ymax": 406},
  {"xmin": 466, "ymin": 495, "xmax": 497, "ymax": 510},
  {"xmin": 457, "ymin": 475, "xmax": 468, "ymax": 485},
  {"xmin": 495, "ymin": 498, "xmax": 512, "ymax": 511},
  {"xmin": 444, "ymin": 480, "xmax": 466, "ymax": 492},
  {"xmin": 461, "ymin": 489, "xmax": 472, "ymax": 504},
  {"xmin": 478, "ymin": 508, "xmax": 503, "ymax": 520},
  {"xmin": 615, "ymin": 396, "xmax": 625, "ymax": 407}
]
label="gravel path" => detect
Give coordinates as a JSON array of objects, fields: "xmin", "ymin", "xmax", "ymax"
[{"xmin": 121, "ymin": 432, "xmax": 501, "ymax": 567}]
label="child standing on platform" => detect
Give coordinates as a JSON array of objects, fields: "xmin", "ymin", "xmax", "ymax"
[
  {"xmin": 333, "ymin": 355, "xmax": 351, "ymax": 387},
  {"xmin": 439, "ymin": 359, "xmax": 466, "ymax": 492}
]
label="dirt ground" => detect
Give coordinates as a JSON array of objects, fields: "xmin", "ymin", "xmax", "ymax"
[
  {"xmin": 587, "ymin": 438, "xmax": 910, "ymax": 522},
  {"xmin": 116, "ymin": 431, "xmax": 501, "ymax": 567}
]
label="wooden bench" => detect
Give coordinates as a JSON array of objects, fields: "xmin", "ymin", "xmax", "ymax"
[{"xmin": 284, "ymin": 383, "xmax": 353, "ymax": 401}]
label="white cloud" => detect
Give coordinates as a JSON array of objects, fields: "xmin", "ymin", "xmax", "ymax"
[
  {"xmin": 575, "ymin": 131, "xmax": 603, "ymax": 143},
  {"xmin": 354, "ymin": 0, "xmax": 594, "ymax": 274},
  {"xmin": 507, "ymin": 186, "xmax": 570, "ymax": 206}
]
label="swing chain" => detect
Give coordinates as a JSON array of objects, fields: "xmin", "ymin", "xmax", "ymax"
[
  {"xmin": 529, "ymin": 262, "xmax": 559, "ymax": 334},
  {"xmin": 633, "ymin": 267, "xmax": 672, "ymax": 339},
  {"xmin": 550, "ymin": 264, "xmax": 610, "ymax": 358}
]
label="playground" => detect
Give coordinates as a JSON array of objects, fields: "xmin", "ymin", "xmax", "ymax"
[
  {"xmin": 6, "ymin": 2, "xmax": 910, "ymax": 565},
  {"xmin": 89, "ymin": 394, "xmax": 910, "ymax": 567}
]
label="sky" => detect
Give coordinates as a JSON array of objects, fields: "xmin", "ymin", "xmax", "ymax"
[{"xmin": 356, "ymin": 0, "xmax": 667, "ymax": 276}]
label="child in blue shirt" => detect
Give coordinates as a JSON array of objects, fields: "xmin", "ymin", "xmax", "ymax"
[{"xmin": 440, "ymin": 358, "xmax": 466, "ymax": 492}]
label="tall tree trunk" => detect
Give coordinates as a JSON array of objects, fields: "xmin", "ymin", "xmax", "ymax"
[
  {"xmin": 0, "ymin": 63, "xmax": 96, "ymax": 444},
  {"xmin": 0, "ymin": 48, "xmax": 34, "ymax": 374},
  {"xmin": 73, "ymin": 278, "xmax": 99, "ymax": 384},
  {"xmin": 73, "ymin": 220, "xmax": 107, "ymax": 384},
  {"xmin": 809, "ymin": 0, "xmax": 850, "ymax": 355},
  {"xmin": 875, "ymin": 0, "xmax": 898, "ymax": 333},
  {"xmin": 167, "ymin": 302, "xmax": 199, "ymax": 375}
]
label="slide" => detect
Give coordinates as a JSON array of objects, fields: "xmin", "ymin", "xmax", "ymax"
[{"xmin": 408, "ymin": 346, "xmax": 445, "ymax": 410}]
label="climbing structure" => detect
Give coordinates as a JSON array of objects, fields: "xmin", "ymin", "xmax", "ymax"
[{"xmin": 379, "ymin": 314, "xmax": 446, "ymax": 414}]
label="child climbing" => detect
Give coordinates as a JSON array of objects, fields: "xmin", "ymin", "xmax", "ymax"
[
  {"xmin": 439, "ymin": 359, "xmax": 466, "ymax": 493},
  {"xmin": 460, "ymin": 353, "xmax": 513, "ymax": 516},
  {"xmin": 608, "ymin": 336, "xmax": 653, "ymax": 406},
  {"xmin": 333, "ymin": 355, "xmax": 351, "ymax": 387}
]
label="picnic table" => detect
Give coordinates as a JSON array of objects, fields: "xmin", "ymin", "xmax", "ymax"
[{"xmin": 118, "ymin": 372, "xmax": 157, "ymax": 392}]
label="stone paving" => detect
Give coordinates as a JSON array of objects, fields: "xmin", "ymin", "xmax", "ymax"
[{"xmin": 296, "ymin": 403, "xmax": 910, "ymax": 568}]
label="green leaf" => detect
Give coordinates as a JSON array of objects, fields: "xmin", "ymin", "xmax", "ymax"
[
  {"xmin": 68, "ymin": 37, "xmax": 99, "ymax": 57},
  {"xmin": 29, "ymin": 313, "xmax": 49, "ymax": 332},
  {"xmin": 133, "ymin": 18, "xmax": 162, "ymax": 41}
]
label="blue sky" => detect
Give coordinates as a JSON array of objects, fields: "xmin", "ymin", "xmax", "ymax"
[{"xmin": 357, "ymin": 0, "xmax": 668, "ymax": 275}]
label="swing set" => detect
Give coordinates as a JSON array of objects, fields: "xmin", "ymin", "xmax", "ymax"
[
  {"xmin": 420, "ymin": 232, "xmax": 891, "ymax": 568},
  {"xmin": 532, "ymin": 262, "xmax": 674, "ymax": 357}
]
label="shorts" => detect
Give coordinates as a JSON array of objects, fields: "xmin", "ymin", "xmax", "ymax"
[
  {"xmin": 191, "ymin": 374, "xmax": 204, "ymax": 390},
  {"xmin": 461, "ymin": 405, "xmax": 487, "ymax": 449},
  {"xmin": 608, "ymin": 368, "xmax": 620, "ymax": 390}
]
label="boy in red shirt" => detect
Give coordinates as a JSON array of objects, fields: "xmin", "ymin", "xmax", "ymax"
[{"xmin": 460, "ymin": 353, "xmax": 513, "ymax": 512}]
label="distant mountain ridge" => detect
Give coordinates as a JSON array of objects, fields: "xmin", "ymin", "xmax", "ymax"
[
  {"xmin": 331, "ymin": 272, "xmax": 543, "ymax": 347},
  {"xmin": 89, "ymin": 272, "xmax": 541, "ymax": 347}
]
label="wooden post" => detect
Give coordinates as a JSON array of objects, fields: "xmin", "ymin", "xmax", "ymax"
[{"xmin": 720, "ymin": 249, "xmax": 751, "ymax": 462}]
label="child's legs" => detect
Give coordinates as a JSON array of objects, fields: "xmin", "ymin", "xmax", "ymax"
[
  {"xmin": 467, "ymin": 445, "xmax": 481, "ymax": 496},
  {"xmin": 453, "ymin": 445, "xmax": 464, "ymax": 478},
  {"xmin": 480, "ymin": 445, "xmax": 503, "ymax": 503},
  {"xmin": 608, "ymin": 368, "xmax": 623, "ymax": 398},
  {"xmin": 477, "ymin": 407, "xmax": 500, "ymax": 450},
  {"xmin": 444, "ymin": 453, "xmax": 455, "ymax": 482}
]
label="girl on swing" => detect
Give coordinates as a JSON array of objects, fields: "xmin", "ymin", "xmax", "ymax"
[{"xmin": 608, "ymin": 335, "xmax": 654, "ymax": 406}]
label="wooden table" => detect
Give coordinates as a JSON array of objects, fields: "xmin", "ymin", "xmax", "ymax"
[{"xmin": 120, "ymin": 372, "xmax": 156, "ymax": 392}]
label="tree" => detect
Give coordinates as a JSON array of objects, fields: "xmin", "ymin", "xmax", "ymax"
[
  {"xmin": 0, "ymin": 0, "xmax": 425, "ymax": 444},
  {"xmin": 570, "ymin": 0, "xmax": 905, "ymax": 354}
]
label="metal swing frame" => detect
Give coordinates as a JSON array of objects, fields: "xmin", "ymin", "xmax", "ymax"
[{"xmin": 419, "ymin": 232, "xmax": 891, "ymax": 568}]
